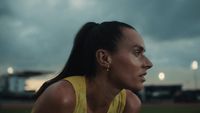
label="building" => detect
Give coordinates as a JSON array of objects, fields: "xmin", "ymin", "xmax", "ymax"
[
  {"xmin": 0, "ymin": 71, "xmax": 52, "ymax": 100},
  {"xmin": 142, "ymin": 85, "xmax": 182, "ymax": 102}
]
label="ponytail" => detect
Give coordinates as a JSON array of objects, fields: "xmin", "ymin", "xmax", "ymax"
[{"xmin": 34, "ymin": 22, "xmax": 99, "ymax": 99}]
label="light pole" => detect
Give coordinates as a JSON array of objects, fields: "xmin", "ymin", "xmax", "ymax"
[{"xmin": 191, "ymin": 60, "xmax": 198, "ymax": 90}]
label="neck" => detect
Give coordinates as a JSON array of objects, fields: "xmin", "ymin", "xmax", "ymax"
[{"xmin": 86, "ymin": 72, "xmax": 122, "ymax": 112}]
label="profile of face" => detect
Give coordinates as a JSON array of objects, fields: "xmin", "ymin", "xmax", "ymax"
[{"xmin": 108, "ymin": 27, "xmax": 153, "ymax": 91}]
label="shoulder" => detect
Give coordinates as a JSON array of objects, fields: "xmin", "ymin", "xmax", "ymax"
[
  {"xmin": 31, "ymin": 80, "xmax": 76, "ymax": 113},
  {"xmin": 123, "ymin": 90, "xmax": 141, "ymax": 113}
]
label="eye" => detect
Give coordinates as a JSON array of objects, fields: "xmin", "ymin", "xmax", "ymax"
[
  {"xmin": 132, "ymin": 46, "xmax": 145, "ymax": 57},
  {"xmin": 134, "ymin": 49, "xmax": 141, "ymax": 57}
]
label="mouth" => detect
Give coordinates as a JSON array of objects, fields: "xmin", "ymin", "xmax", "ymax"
[{"xmin": 139, "ymin": 73, "xmax": 147, "ymax": 82}]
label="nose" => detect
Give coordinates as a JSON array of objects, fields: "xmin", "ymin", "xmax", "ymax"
[{"xmin": 143, "ymin": 56, "xmax": 153, "ymax": 69}]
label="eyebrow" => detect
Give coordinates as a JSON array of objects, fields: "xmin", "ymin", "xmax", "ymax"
[{"xmin": 132, "ymin": 45, "xmax": 146, "ymax": 52}]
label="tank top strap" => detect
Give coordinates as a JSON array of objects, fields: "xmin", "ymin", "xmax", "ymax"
[
  {"xmin": 64, "ymin": 76, "xmax": 87, "ymax": 113},
  {"xmin": 107, "ymin": 89, "xmax": 126, "ymax": 113}
]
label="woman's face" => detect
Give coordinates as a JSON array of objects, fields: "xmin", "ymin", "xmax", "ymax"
[{"xmin": 109, "ymin": 27, "xmax": 153, "ymax": 91}]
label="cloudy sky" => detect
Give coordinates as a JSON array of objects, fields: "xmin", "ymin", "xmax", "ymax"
[{"xmin": 0, "ymin": 0, "xmax": 200, "ymax": 89}]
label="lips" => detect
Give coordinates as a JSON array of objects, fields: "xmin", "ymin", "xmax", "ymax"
[
  {"xmin": 139, "ymin": 73, "xmax": 147, "ymax": 77},
  {"xmin": 139, "ymin": 73, "xmax": 147, "ymax": 82}
]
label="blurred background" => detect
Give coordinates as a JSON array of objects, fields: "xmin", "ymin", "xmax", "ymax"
[{"xmin": 0, "ymin": 0, "xmax": 200, "ymax": 113}]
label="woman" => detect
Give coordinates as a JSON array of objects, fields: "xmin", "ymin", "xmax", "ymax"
[{"xmin": 31, "ymin": 21, "xmax": 153, "ymax": 113}]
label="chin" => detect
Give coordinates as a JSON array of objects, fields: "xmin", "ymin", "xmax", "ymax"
[{"xmin": 126, "ymin": 84, "xmax": 144, "ymax": 92}]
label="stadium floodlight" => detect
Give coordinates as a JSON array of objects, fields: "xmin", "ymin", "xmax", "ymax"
[
  {"xmin": 191, "ymin": 60, "xmax": 198, "ymax": 89},
  {"xmin": 158, "ymin": 72, "xmax": 165, "ymax": 81},
  {"xmin": 7, "ymin": 67, "xmax": 14, "ymax": 74},
  {"xmin": 191, "ymin": 60, "xmax": 198, "ymax": 70}
]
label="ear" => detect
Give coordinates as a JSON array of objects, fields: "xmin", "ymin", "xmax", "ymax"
[{"xmin": 96, "ymin": 49, "xmax": 112, "ymax": 68}]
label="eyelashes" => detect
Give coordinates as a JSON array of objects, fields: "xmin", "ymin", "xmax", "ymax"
[{"xmin": 133, "ymin": 50, "xmax": 142, "ymax": 57}]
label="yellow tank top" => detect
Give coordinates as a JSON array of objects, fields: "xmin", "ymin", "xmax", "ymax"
[{"xmin": 64, "ymin": 76, "xmax": 126, "ymax": 113}]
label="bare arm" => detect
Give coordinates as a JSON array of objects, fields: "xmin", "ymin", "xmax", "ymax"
[
  {"xmin": 31, "ymin": 80, "xmax": 76, "ymax": 113},
  {"xmin": 123, "ymin": 90, "xmax": 142, "ymax": 113}
]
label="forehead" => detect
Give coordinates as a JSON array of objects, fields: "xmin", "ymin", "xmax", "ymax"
[{"xmin": 118, "ymin": 27, "xmax": 145, "ymax": 49}]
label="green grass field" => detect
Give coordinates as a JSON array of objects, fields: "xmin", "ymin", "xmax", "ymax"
[
  {"xmin": 0, "ymin": 103, "xmax": 200, "ymax": 113},
  {"xmin": 0, "ymin": 109, "xmax": 30, "ymax": 113},
  {"xmin": 141, "ymin": 103, "xmax": 200, "ymax": 113}
]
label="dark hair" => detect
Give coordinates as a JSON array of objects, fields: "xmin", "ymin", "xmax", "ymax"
[{"xmin": 35, "ymin": 21, "xmax": 135, "ymax": 99}]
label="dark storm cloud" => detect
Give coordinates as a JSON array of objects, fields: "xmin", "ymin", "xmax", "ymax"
[
  {"xmin": 98, "ymin": 0, "xmax": 200, "ymax": 41},
  {"xmin": 135, "ymin": 0, "xmax": 200, "ymax": 40},
  {"xmin": 0, "ymin": 0, "xmax": 77, "ymax": 72},
  {"xmin": 0, "ymin": 0, "xmax": 11, "ymax": 16}
]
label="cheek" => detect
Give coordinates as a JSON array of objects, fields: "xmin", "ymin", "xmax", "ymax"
[
  {"xmin": 111, "ymin": 54, "xmax": 140, "ymax": 79},
  {"xmin": 117, "ymin": 54, "xmax": 139, "ymax": 70},
  {"xmin": 110, "ymin": 55, "xmax": 144, "ymax": 90}
]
